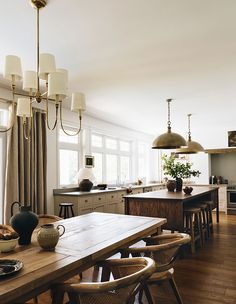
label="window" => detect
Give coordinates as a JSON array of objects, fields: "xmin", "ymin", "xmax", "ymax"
[
  {"xmin": 58, "ymin": 127, "xmax": 80, "ymax": 187},
  {"xmin": 106, "ymin": 154, "xmax": 118, "ymax": 184},
  {"xmin": 91, "ymin": 133, "xmax": 132, "ymax": 185},
  {"xmin": 138, "ymin": 142, "xmax": 149, "ymax": 180},
  {"xmin": 92, "ymin": 152, "xmax": 103, "ymax": 184}
]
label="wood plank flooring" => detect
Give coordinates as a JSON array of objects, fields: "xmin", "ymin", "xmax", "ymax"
[{"xmin": 28, "ymin": 213, "xmax": 236, "ymax": 304}]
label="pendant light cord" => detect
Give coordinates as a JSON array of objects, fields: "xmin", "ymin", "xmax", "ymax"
[
  {"xmin": 188, "ymin": 113, "xmax": 192, "ymax": 141},
  {"xmin": 36, "ymin": 7, "xmax": 40, "ymax": 95},
  {"xmin": 167, "ymin": 98, "xmax": 172, "ymax": 132}
]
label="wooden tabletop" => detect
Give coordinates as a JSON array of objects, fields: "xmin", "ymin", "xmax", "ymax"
[
  {"xmin": 124, "ymin": 186, "xmax": 219, "ymax": 201},
  {"xmin": 0, "ymin": 212, "xmax": 166, "ymax": 304}
]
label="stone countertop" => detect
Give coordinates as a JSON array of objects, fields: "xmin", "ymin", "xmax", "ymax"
[{"xmin": 53, "ymin": 183, "xmax": 164, "ymax": 197}]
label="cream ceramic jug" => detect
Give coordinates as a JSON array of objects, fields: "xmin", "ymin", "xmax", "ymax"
[{"xmin": 37, "ymin": 224, "xmax": 65, "ymax": 251}]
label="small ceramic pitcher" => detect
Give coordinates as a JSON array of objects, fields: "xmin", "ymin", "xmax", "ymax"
[{"xmin": 37, "ymin": 224, "xmax": 65, "ymax": 251}]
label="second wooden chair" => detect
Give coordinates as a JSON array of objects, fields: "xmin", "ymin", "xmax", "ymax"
[{"xmin": 120, "ymin": 233, "xmax": 191, "ymax": 304}]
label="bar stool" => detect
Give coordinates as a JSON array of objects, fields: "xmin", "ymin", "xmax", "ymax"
[
  {"xmin": 190, "ymin": 202, "xmax": 209, "ymax": 242},
  {"xmin": 184, "ymin": 207, "xmax": 203, "ymax": 253},
  {"xmin": 59, "ymin": 203, "xmax": 75, "ymax": 219}
]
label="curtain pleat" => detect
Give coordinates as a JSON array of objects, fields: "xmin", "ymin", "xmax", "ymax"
[{"xmin": 4, "ymin": 110, "xmax": 47, "ymax": 223}]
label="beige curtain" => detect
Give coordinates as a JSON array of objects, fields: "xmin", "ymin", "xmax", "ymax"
[{"xmin": 4, "ymin": 110, "xmax": 47, "ymax": 223}]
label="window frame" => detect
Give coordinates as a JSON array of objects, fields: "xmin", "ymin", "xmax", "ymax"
[
  {"xmin": 57, "ymin": 125, "xmax": 82, "ymax": 188},
  {"xmin": 91, "ymin": 132, "xmax": 132, "ymax": 185}
]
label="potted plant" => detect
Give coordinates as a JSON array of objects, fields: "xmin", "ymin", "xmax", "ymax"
[{"xmin": 162, "ymin": 154, "xmax": 201, "ymax": 191}]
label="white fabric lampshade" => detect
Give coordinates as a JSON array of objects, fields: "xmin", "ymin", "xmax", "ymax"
[
  {"xmin": 77, "ymin": 168, "xmax": 95, "ymax": 182},
  {"xmin": 17, "ymin": 98, "xmax": 32, "ymax": 117},
  {"xmin": 48, "ymin": 71, "xmax": 67, "ymax": 100},
  {"xmin": 23, "ymin": 71, "xmax": 37, "ymax": 92},
  {"xmin": 39, "ymin": 53, "xmax": 56, "ymax": 80},
  {"xmin": 71, "ymin": 92, "xmax": 86, "ymax": 112},
  {"xmin": 4, "ymin": 55, "xmax": 22, "ymax": 81}
]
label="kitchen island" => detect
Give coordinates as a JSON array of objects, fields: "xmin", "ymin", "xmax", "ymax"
[{"xmin": 124, "ymin": 186, "xmax": 219, "ymax": 232}]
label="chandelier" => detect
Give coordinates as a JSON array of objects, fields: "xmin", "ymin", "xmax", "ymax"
[{"xmin": 0, "ymin": 0, "xmax": 86, "ymax": 139}]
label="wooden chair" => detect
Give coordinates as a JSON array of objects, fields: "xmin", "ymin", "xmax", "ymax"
[
  {"xmin": 50, "ymin": 257, "xmax": 156, "ymax": 304},
  {"xmin": 120, "ymin": 233, "xmax": 191, "ymax": 304}
]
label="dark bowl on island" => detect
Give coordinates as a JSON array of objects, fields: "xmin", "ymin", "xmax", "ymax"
[{"xmin": 183, "ymin": 186, "xmax": 193, "ymax": 195}]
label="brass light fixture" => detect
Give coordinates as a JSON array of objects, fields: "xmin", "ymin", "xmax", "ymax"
[
  {"xmin": 175, "ymin": 114, "xmax": 204, "ymax": 154},
  {"xmin": 0, "ymin": 0, "xmax": 85, "ymax": 139},
  {"xmin": 152, "ymin": 99, "xmax": 187, "ymax": 149}
]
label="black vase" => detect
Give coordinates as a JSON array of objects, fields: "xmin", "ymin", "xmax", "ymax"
[
  {"xmin": 176, "ymin": 178, "xmax": 183, "ymax": 192},
  {"xmin": 79, "ymin": 179, "xmax": 93, "ymax": 192},
  {"xmin": 10, "ymin": 202, "xmax": 38, "ymax": 245}
]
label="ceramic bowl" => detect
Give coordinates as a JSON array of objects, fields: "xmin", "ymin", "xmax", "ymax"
[
  {"xmin": 0, "ymin": 238, "xmax": 19, "ymax": 253},
  {"xmin": 183, "ymin": 187, "xmax": 193, "ymax": 195},
  {"xmin": 97, "ymin": 184, "xmax": 107, "ymax": 190}
]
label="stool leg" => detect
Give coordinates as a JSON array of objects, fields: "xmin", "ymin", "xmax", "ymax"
[
  {"xmin": 59, "ymin": 207, "xmax": 63, "ymax": 218},
  {"xmin": 70, "ymin": 206, "xmax": 75, "ymax": 217},
  {"xmin": 196, "ymin": 212, "xmax": 203, "ymax": 247},
  {"xmin": 209, "ymin": 206, "xmax": 214, "ymax": 234},
  {"xmin": 189, "ymin": 213, "xmax": 195, "ymax": 254}
]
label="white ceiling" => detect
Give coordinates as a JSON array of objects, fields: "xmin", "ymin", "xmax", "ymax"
[{"xmin": 0, "ymin": 0, "xmax": 236, "ymax": 139}]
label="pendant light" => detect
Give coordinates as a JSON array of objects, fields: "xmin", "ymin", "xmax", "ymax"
[
  {"xmin": 175, "ymin": 114, "xmax": 204, "ymax": 154},
  {"xmin": 152, "ymin": 99, "xmax": 187, "ymax": 149}
]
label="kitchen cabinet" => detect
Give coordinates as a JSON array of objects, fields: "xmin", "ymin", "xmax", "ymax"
[
  {"xmin": 218, "ymin": 185, "xmax": 227, "ymax": 213},
  {"xmin": 54, "ymin": 183, "xmax": 164, "ymax": 216}
]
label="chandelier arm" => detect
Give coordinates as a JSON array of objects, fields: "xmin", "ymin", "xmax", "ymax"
[
  {"xmin": 0, "ymin": 103, "xmax": 15, "ymax": 132},
  {"xmin": 0, "ymin": 87, "xmax": 17, "ymax": 132},
  {"xmin": 45, "ymin": 98, "xmax": 59, "ymax": 131},
  {"xmin": 59, "ymin": 102, "xmax": 82, "ymax": 136},
  {"xmin": 23, "ymin": 117, "xmax": 32, "ymax": 140}
]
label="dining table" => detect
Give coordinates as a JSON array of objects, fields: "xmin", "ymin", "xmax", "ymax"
[{"xmin": 0, "ymin": 212, "xmax": 166, "ymax": 304}]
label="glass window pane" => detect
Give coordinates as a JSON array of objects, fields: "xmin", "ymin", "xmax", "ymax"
[
  {"xmin": 92, "ymin": 152, "xmax": 103, "ymax": 184},
  {"xmin": 106, "ymin": 154, "xmax": 118, "ymax": 184},
  {"xmin": 120, "ymin": 140, "xmax": 130, "ymax": 152},
  {"xmin": 120, "ymin": 156, "xmax": 130, "ymax": 182},
  {"xmin": 92, "ymin": 134, "xmax": 103, "ymax": 148},
  {"xmin": 59, "ymin": 149, "xmax": 78, "ymax": 185},
  {"xmin": 138, "ymin": 143, "xmax": 146, "ymax": 155},
  {"xmin": 105, "ymin": 138, "xmax": 117, "ymax": 150},
  {"xmin": 138, "ymin": 157, "xmax": 146, "ymax": 178},
  {"xmin": 59, "ymin": 129, "xmax": 78, "ymax": 144}
]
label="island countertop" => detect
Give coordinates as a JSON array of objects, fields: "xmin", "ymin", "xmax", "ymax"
[
  {"xmin": 125, "ymin": 186, "xmax": 219, "ymax": 231},
  {"xmin": 124, "ymin": 186, "xmax": 219, "ymax": 201}
]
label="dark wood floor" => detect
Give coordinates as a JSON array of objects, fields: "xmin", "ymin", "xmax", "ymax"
[{"xmin": 30, "ymin": 212, "xmax": 236, "ymax": 304}]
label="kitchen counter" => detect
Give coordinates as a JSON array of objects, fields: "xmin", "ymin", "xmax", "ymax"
[
  {"xmin": 53, "ymin": 183, "xmax": 164, "ymax": 197},
  {"xmin": 53, "ymin": 183, "xmax": 165, "ymax": 217}
]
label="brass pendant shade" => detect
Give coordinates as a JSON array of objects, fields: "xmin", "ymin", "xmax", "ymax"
[
  {"xmin": 175, "ymin": 114, "xmax": 204, "ymax": 154},
  {"xmin": 152, "ymin": 99, "xmax": 187, "ymax": 149}
]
